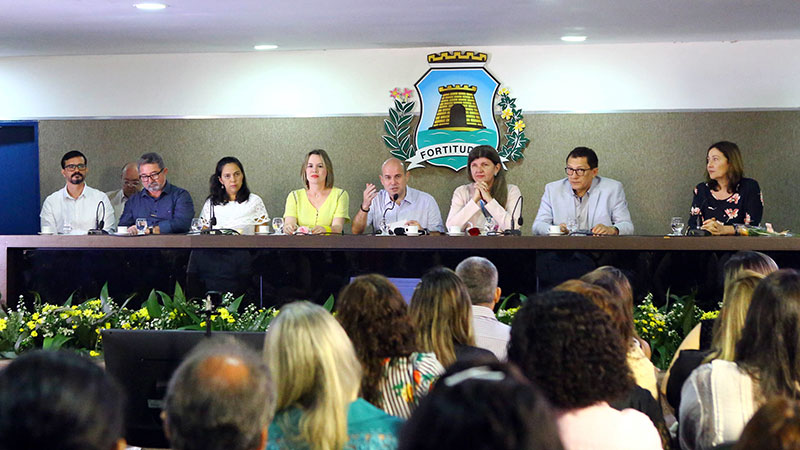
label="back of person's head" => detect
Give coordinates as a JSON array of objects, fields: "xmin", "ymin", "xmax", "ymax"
[
  {"xmin": 264, "ymin": 301, "xmax": 361, "ymax": 450},
  {"xmin": 580, "ymin": 266, "xmax": 637, "ymax": 341},
  {"xmin": 709, "ymin": 270, "xmax": 765, "ymax": 362},
  {"xmin": 164, "ymin": 336, "xmax": 274, "ymax": 450},
  {"xmin": 735, "ymin": 396, "xmax": 800, "ymax": 450},
  {"xmin": 736, "ymin": 269, "xmax": 800, "ymax": 398},
  {"xmin": 556, "ymin": 279, "xmax": 632, "ymax": 344},
  {"xmin": 507, "ymin": 290, "xmax": 633, "ymax": 410},
  {"xmin": 409, "ymin": 267, "xmax": 474, "ymax": 367},
  {"xmin": 336, "ymin": 274, "xmax": 416, "ymax": 405},
  {"xmin": 723, "ymin": 251, "xmax": 778, "ymax": 293},
  {"xmin": 399, "ymin": 361, "xmax": 563, "ymax": 450},
  {"xmin": 455, "ymin": 256, "xmax": 499, "ymax": 306},
  {"xmin": 0, "ymin": 350, "xmax": 125, "ymax": 450}
]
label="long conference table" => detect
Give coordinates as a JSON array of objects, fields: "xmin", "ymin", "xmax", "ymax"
[{"xmin": 2, "ymin": 234, "xmax": 799, "ymax": 308}]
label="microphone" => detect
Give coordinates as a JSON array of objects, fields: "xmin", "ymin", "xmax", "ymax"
[
  {"xmin": 201, "ymin": 201, "xmax": 222, "ymax": 235},
  {"xmin": 503, "ymin": 195, "xmax": 524, "ymax": 236},
  {"xmin": 88, "ymin": 201, "xmax": 108, "ymax": 235},
  {"xmin": 379, "ymin": 193, "xmax": 399, "ymax": 235}
]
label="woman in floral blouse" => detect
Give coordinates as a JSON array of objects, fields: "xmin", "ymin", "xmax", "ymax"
[
  {"xmin": 337, "ymin": 274, "xmax": 444, "ymax": 419},
  {"xmin": 689, "ymin": 141, "xmax": 763, "ymax": 235}
]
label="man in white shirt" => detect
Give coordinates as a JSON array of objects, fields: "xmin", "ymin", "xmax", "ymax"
[
  {"xmin": 351, "ymin": 158, "xmax": 444, "ymax": 234},
  {"xmin": 455, "ymin": 256, "xmax": 510, "ymax": 360},
  {"xmin": 40, "ymin": 151, "xmax": 115, "ymax": 234},
  {"xmin": 105, "ymin": 162, "xmax": 140, "ymax": 227}
]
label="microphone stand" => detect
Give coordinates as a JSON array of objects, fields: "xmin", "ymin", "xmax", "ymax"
[
  {"xmin": 380, "ymin": 193, "xmax": 399, "ymax": 235},
  {"xmin": 201, "ymin": 201, "xmax": 222, "ymax": 235},
  {"xmin": 88, "ymin": 201, "xmax": 108, "ymax": 235},
  {"xmin": 503, "ymin": 196, "xmax": 523, "ymax": 236}
]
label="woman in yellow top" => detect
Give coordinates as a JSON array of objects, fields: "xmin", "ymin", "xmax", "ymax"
[{"xmin": 283, "ymin": 149, "xmax": 350, "ymax": 235}]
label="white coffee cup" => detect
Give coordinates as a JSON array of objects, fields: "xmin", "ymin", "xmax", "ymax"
[
  {"xmin": 405, "ymin": 225, "xmax": 419, "ymax": 235},
  {"xmin": 448, "ymin": 225, "xmax": 462, "ymax": 234},
  {"xmin": 548, "ymin": 225, "xmax": 563, "ymax": 235},
  {"xmin": 40, "ymin": 226, "xmax": 55, "ymax": 235}
]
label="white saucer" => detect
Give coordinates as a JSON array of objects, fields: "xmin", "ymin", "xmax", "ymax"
[
  {"xmin": 254, "ymin": 231, "xmax": 272, "ymax": 235},
  {"xmin": 114, "ymin": 231, "xmax": 130, "ymax": 236},
  {"xmin": 447, "ymin": 232, "xmax": 465, "ymax": 236},
  {"xmin": 548, "ymin": 232, "xmax": 564, "ymax": 236},
  {"xmin": 38, "ymin": 232, "xmax": 54, "ymax": 235},
  {"xmin": 405, "ymin": 232, "xmax": 421, "ymax": 237}
]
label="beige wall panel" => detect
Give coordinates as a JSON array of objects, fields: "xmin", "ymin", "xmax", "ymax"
[{"xmin": 38, "ymin": 111, "xmax": 799, "ymax": 235}]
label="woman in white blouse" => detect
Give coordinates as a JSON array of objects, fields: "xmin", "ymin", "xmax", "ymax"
[
  {"xmin": 199, "ymin": 156, "xmax": 269, "ymax": 232},
  {"xmin": 446, "ymin": 146, "xmax": 521, "ymax": 233}
]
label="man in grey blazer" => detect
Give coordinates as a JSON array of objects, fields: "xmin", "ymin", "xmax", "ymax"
[{"xmin": 532, "ymin": 147, "xmax": 633, "ymax": 235}]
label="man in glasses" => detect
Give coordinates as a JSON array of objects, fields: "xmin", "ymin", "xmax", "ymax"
[
  {"xmin": 104, "ymin": 162, "xmax": 140, "ymax": 228},
  {"xmin": 118, "ymin": 152, "xmax": 194, "ymax": 234},
  {"xmin": 40, "ymin": 150, "xmax": 115, "ymax": 234},
  {"xmin": 532, "ymin": 146, "xmax": 633, "ymax": 235}
]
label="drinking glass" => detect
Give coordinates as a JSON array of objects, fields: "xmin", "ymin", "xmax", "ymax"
[
  {"xmin": 671, "ymin": 217, "xmax": 686, "ymax": 236},
  {"xmin": 61, "ymin": 220, "xmax": 72, "ymax": 235},
  {"xmin": 484, "ymin": 216, "xmax": 496, "ymax": 235},
  {"xmin": 190, "ymin": 218, "xmax": 203, "ymax": 233},
  {"xmin": 272, "ymin": 217, "xmax": 284, "ymax": 235},
  {"xmin": 135, "ymin": 218, "xmax": 148, "ymax": 235},
  {"xmin": 566, "ymin": 218, "xmax": 579, "ymax": 235}
]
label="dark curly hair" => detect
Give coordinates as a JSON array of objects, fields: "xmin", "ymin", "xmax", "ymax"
[
  {"xmin": 336, "ymin": 274, "xmax": 417, "ymax": 406},
  {"xmin": 507, "ymin": 290, "xmax": 633, "ymax": 409},
  {"xmin": 208, "ymin": 156, "xmax": 251, "ymax": 205},
  {"xmin": 557, "ymin": 278, "xmax": 632, "ymax": 344},
  {"xmin": 399, "ymin": 361, "xmax": 564, "ymax": 450}
]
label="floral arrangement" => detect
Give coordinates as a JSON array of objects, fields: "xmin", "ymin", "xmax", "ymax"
[{"xmin": 0, "ymin": 283, "xmax": 278, "ymax": 359}]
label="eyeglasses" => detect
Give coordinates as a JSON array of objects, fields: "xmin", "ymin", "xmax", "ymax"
[
  {"xmin": 139, "ymin": 169, "xmax": 164, "ymax": 182},
  {"xmin": 565, "ymin": 167, "xmax": 590, "ymax": 176},
  {"xmin": 64, "ymin": 164, "xmax": 87, "ymax": 171}
]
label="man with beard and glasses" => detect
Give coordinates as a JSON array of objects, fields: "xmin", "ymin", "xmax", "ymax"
[
  {"xmin": 119, "ymin": 152, "xmax": 194, "ymax": 234},
  {"xmin": 40, "ymin": 150, "xmax": 115, "ymax": 234}
]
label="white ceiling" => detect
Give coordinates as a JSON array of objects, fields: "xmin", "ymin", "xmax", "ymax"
[{"xmin": 1, "ymin": 0, "xmax": 799, "ymax": 58}]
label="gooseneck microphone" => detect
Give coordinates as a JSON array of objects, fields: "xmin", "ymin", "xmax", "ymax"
[
  {"xmin": 379, "ymin": 193, "xmax": 399, "ymax": 234},
  {"xmin": 201, "ymin": 202, "xmax": 222, "ymax": 235},
  {"xmin": 88, "ymin": 201, "xmax": 108, "ymax": 235},
  {"xmin": 504, "ymin": 195, "xmax": 524, "ymax": 236}
]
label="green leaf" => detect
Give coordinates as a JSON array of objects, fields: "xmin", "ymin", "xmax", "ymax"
[
  {"xmin": 397, "ymin": 114, "xmax": 413, "ymax": 128},
  {"xmin": 43, "ymin": 335, "xmax": 72, "ymax": 350},
  {"xmin": 322, "ymin": 294, "xmax": 335, "ymax": 312},
  {"xmin": 229, "ymin": 294, "xmax": 244, "ymax": 314},
  {"xmin": 401, "ymin": 101, "xmax": 415, "ymax": 114},
  {"xmin": 384, "ymin": 119, "xmax": 397, "ymax": 136},
  {"xmin": 389, "ymin": 108, "xmax": 399, "ymax": 124},
  {"xmin": 382, "ymin": 135, "xmax": 400, "ymax": 150},
  {"xmin": 400, "ymin": 135, "xmax": 410, "ymax": 152},
  {"xmin": 100, "ymin": 282, "xmax": 110, "ymax": 309},
  {"xmin": 174, "ymin": 282, "xmax": 186, "ymax": 303},
  {"xmin": 394, "ymin": 99, "xmax": 403, "ymax": 111},
  {"xmin": 63, "ymin": 291, "xmax": 74, "ymax": 308},
  {"xmin": 390, "ymin": 150, "xmax": 406, "ymax": 160},
  {"xmin": 157, "ymin": 291, "xmax": 174, "ymax": 311},
  {"xmin": 145, "ymin": 289, "xmax": 162, "ymax": 319}
]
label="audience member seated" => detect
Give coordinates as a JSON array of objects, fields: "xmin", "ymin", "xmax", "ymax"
[
  {"xmin": 455, "ymin": 256, "xmax": 511, "ymax": 360},
  {"xmin": 264, "ymin": 301, "xmax": 402, "ymax": 450},
  {"xmin": 507, "ymin": 290, "xmax": 662, "ymax": 450},
  {"xmin": 119, "ymin": 152, "xmax": 195, "ymax": 234},
  {"xmin": 163, "ymin": 336, "xmax": 274, "ymax": 450},
  {"xmin": 580, "ymin": 266, "xmax": 657, "ymax": 398},
  {"xmin": 410, "ymin": 267, "xmax": 498, "ymax": 368},
  {"xmin": 283, "ymin": 149, "xmax": 349, "ymax": 235},
  {"xmin": 398, "ymin": 361, "xmax": 564, "ymax": 450},
  {"xmin": 666, "ymin": 270, "xmax": 764, "ymax": 413},
  {"xmin": 554, "ymin": 279, "xmax": 672, "ymax": 449},
  {"xmin": 662, "ymin": 250, "xmax": 778, "ymax": 397},
  {"xmin": 0, "ymin": 350, "xmax": 126, "ymax": 450},
  {"xmin": 680, "ymin": 270, "xmax": 800, "ymax": 450},
  {"xmin": 445, "ymin": 145, "xmax": 522, "ymax": 233},
  {"xmin": 337, "ymin": 274, "xmax": 445, "ymax": 419},
  {"xmin": 734, "ymin": 397, "xmax": 800, "ymax": 450},
  {"xmin": 689, "ymin": 141, "xmax": 763, "ymax": 235}
]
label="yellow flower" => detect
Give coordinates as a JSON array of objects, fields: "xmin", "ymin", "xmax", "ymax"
[
  {"xmin": 227, "ymin": 318, "xmax": 235, "ymax": 324},
  {"xmin": 32, "ymin": 312, "xmax": 40, "ymax": 320},
  {"xmin": 501, "ymin": 108, "xmax": 513, "ymax": 120},
  {"xmin": 26, "ymin": 321, "xmax": 36, "ymax": 330},
  {"xmin": 105, "ymin": 322, "xmax": 111, "ymax": 329},
  {"xmin": 513, "ymin": 120, "xmax": 526, "ymax": 133},
  {"xmin": 499, "ymin": 88, "xmax": 510, "ymax": 96},
  {"xmin": 199, "ymin": 321, "xmax": 206, "ymax": 327},
  {"xmin": 89, "ymin": 350, "xmax": 100, "ymax": 357},
  {"xmin": 121, "ymin": 322, "xmax": 131, "ymax": 330},
  {"xmin": 31, "ymin": 330, "xmax": 38, "ymax": 337},
  {"xmin": 0, "ymin": 319, "xmax": 6, "ymax": 332},
  {"xmin": 60, "ymin": 313, "xmax": 68, "ymax": 319},
  {"xmin": 401, "ymin": 383, "xmax": 414, "ymax": 402},
  {"xmin": 72, "ymin": 325, "xmax": 78, "ymax": 329}
]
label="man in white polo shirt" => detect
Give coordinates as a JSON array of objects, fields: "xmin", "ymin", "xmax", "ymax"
[
  {"xmin": 40, "ymin": 151, "xmax": 115, "ymax": 234},
  {"xmin": 455, "ymin": 256, "xmax": 511, "ymax": 360}
]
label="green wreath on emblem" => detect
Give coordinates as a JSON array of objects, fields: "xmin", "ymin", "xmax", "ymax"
[
  {"xmin": 382, "ymin": 88, "xmax": 416, "ymax": 161},
  {"xmin": 497, "ymin": 88, "xmax": 529, "ymax": 162}
]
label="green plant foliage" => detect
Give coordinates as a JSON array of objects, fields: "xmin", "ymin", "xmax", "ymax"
[
  {"xmin": 382, "ymin": 94, "xmax": 417, "ymax": 161},
  {"xmin": 497, "ymin": 89, "xmax": 529, "ymax": 162}
]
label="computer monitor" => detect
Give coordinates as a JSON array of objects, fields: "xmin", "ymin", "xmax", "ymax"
[
  {"xmin": 349, "ymin": 276, "xmax": 421, "ymax": 304},
  {"xmin": 102, "ymin": 329, "xmax": 266, "ymax": 449}
]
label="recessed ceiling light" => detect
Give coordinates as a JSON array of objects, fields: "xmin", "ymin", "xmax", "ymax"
[
  {"xmin": 561, "ymin": 35, "xmax": 587, "ymax": 42},
  {"xmin": 253, "ymin": 44, "xmax": 279, "ymax": 51},
  {"xmin": 133, "ymin": 3, "xmax": 167, "ymax": 10}
]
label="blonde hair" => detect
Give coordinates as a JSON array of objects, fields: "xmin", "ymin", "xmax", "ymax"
[
  {"xmin": 409, "ymin": 267, "xmax": 474, "ymax": 367},
  {"xmin": 264, "ymin": 301, "xmax": 361, "ymax": 450},
  {"xmin": 708, "ymin": 270, "xmax": 765, "ymax": 362}
]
